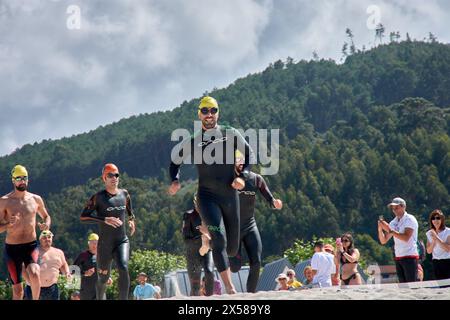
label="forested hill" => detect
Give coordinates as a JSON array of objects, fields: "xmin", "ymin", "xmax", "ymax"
[
  {"xmin": 1, "ymin": 41, "xmax": 449, "ymax": 196},
  {"xmin": 0, "ymin": 41, "xmax": 449, "ymax": 272}
]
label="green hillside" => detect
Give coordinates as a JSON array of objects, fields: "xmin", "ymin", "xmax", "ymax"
[{"xmin": 1, "ymin": 41, "xmax": 450, "ymax": 280}]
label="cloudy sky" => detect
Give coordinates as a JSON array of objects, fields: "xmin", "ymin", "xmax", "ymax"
[{"xmin": 1, "ymin": 0, "xmax": 449, "ymax": 156}]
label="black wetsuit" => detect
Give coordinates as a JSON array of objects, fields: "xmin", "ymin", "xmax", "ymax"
[
  {"xmin": 73, "ymin": 250, "xmax": 98, "ymax": 300},
  {"xmin": 170, "ymin": 125, "xmax": 254, "ymax": 272},
  {"xmin": 80, "ymin": 189, "xmax": 135, "ymax": 300},
  {"xmin": 229, "ymin": 171, "xmax": 275, "ymax": 293},
  {"xmin": 182, "ymin": 208, "xmax": 214, "ymax": 296}
]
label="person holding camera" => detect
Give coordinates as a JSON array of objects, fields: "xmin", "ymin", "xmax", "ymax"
[{"xmin": 378, "ymin": 197, "xmax": 419, "ymax": 283}]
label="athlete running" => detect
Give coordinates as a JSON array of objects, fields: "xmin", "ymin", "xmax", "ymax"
[
  {"xmin": 168, "ymin": 96, "xmax": 255, "ymax": 294},
  {"xmin": 80, "ymin": 163, "xmax": 136, "ymax": 300},
  {"xmin": 182, "ymin": 194, "xmax": 214, "ymax": 296},
  {"xmin": 230, "ymin": 151, "xmax": 282, "ymax": 293},
  {"xmin": 0, "ymin": 165, "xmax": 52, "ymax": 300},
  {"xmin": 73, "ymin": 233, "xmax": 112, "ymax": 299}
]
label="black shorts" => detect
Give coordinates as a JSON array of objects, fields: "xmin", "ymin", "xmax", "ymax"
[{"xmin": 4, "ymin": 241, "xmax": 39, "ymax": 285}]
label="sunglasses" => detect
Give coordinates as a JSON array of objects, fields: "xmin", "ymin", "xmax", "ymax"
[
  {"xmin": 287, "ymin": 273, "xmax": 294, "ymax": 276},
  {"xmin": 431, "ymin": 216, "xmax": 441, "ymax": 221},
  {"xmin": 13, "ymin": 176, "xmax": 28, "ymax": 182},
  {"xmin": 342, "ymin": 239, "xmax": 350, "ymax": 242},
  {"xmin": 107, "ymin": 173, "xmax": 120, "ymax": 178},
  {"xmin": 200, "ymin": 107, "xmax": 219, "ymax": 115}
]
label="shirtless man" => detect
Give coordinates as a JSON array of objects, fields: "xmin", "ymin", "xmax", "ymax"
[
  {"xmin": 0, "ymin": 165, "xmax": 51, "ymax": 300},
  {"xmin": 27, "ymin": 230, "xmax": 71, "ymax": 300}
]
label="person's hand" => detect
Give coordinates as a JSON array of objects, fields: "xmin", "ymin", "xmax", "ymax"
[
  {"xmin": 273, "ymin": 199, "xmax": 283, "ymax": 209},
  {"xmin": 430, "ymin": 229, "xmax": 438, "ymax": 239},
  {"xmin": 167, "ymin": 181, "xmax": 181, "ymax": 195},
  {"xmin": 38, "ymin": 222, "xmax": 49, "ymax": 231},
  {"xmin": 66, "ymin": 273, "xmax": 73, "ymax": 281},
  {"xmin": 105, "ymin": 217, "xmax": 123, "ymax": 228},
  {"xmin": 196, "ymin": 224, "xmax": 211, "ymax": 239},
  {"xmin": 106, "ymin": 277, "xmax": 113, "ymax": 286},
  {"xmin": 337, "ymin": 243, "xmax": 344, "ymax": 253},
  {"xmin": 128, "ymin": 220, "xmax": 136, "ymax": 236},
  {"xmin": 377, "ymin": 220, "xmax": 383, "ymax": 232},
  {"xmin": 379, "ymin": 220, "xmax": 391, "ymax": 232},
  {"xmin": 84, "ymin": 268, "xmax": 95, "ymax": 277},
  {"xmin": 8, "ymin": 213, "xmax": 21, "ymax": 227},
  {"xmin": 231, "ymin": 177, "xmax": 245, "ymax": 190}
]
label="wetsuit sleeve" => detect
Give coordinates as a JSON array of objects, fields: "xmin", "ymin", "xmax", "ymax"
[
  {"xmin": 234, "ymin": 128, "xmax": 255, "ymax": 175},
  {"xmin": 169, "ymin": 137, "xmax": 193, "ymax": 182},
  {"xmin": 255, "ymin": 174, "xmax": 276, "ymax": 207},
  {"xmin": 80, "ymin": 194, "xmax": 105, "ymax": 223},
  {"xmin": 125, "ymin": 190, "xmax": 136, "ymax": 221}
]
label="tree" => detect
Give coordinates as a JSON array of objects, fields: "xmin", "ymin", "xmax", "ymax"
[{"xmin": 346, "ymin": 28, "xmax": 356, "ymax": 54}]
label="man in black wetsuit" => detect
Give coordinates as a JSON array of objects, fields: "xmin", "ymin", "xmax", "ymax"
[
  {"xmin": 168, "ymin": 96, "xmax": 255, "ymax": 294},
  {"xmin": 230, "ymin": 150, "xmax": 282, "ymax": 293},
  {"xmin": 80, "ymin": 163, "xmax": 136, "ymax": 300},
  {"xmin": 73, "ymin": 233, "xmax": 112, "ymax": 300},
  {"xmin": 182, "ymin": 194, "xmax": 214, "ymax": 296}
]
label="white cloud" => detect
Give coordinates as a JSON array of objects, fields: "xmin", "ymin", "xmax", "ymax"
[{"xmin": 0, "ymin": 0, "xmax": 449, "ymax": 156}]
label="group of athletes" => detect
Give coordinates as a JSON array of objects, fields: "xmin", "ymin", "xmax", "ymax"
[{"xmin": 0, "ymin": 96, "xmax": 282, "ymax": 299}]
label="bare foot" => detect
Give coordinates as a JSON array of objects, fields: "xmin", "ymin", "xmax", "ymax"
[{"xmin": 226, "ymin": 286, "xmax": 237, "ymax": 294}]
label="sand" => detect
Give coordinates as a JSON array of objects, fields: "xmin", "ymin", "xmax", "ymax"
[{"xmin": 167, "ymin": 282, "xmax": 450, "ymax": 300}]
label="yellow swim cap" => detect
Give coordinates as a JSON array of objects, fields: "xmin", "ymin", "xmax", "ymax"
[
  {"xmin": 198, "ymin": 96, "xmax": 218, "ymax": 109},
  {"xmin": 235, "ymin": 149, "xmax": 244, "ymax": 161},
  {"xmin": 39, "ymin": 230, "xmax": 54, "ymax": 239},
  {"xmin": 11, "ymin": 165, "xmax": 28, "ymax": 178},
  {"xmin": 88, "ymin": 233, "xmax": 99, "ymax": 241}
]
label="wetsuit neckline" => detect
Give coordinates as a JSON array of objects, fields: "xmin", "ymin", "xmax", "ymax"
[{"xmin": 105, "ymin": 189, "xmax": 118, "ymax": 196}]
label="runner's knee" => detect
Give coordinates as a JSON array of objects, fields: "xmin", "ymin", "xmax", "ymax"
[
  {"xmin": 27, "ymin": 264, "xmax": 40, "ymax": 278},
  {"xmin": 12, "ymin": 284, "xmax": 23, "ymax": 295}
]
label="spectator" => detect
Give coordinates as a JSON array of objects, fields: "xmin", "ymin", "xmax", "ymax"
[
  {"xmin": 24, "ymin": 230, "xmax": 71, "ymax": 300},
  {"xmin": 378, "ymin": 197, "xmax": 419, "ymax": 283},
  {"xmin": 276, "ymin": 273, "xmax": 290, "ymax": 291},
  {"xmin": 311, "ymin": 241, "xmax": 336, "ymax": 288},
  {"xmin": 426, "ymin": 209, "xmax": 450, "ymax": 280},
  {"xmin": 286, "ymin": 269, "xmax": 302, "ymax": 288},
  {"xmin": 324, "ymin": 244, "xmax": 340, "ymax": 286},
  {"xmin": 303, "ymin": 266, "xmax": 314, "ymax": 285},
  {"xmin": 133, "ymin": 272, "xmax": 160, "ymax": 300},
  {"xmin": 336, "ymin": 233, "xmax": 362, "ymax": 285}
]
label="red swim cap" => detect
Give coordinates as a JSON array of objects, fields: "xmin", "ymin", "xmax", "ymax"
[{"xmin": 102, "ymin": 163, "xmax": 119, "ymax": 180}]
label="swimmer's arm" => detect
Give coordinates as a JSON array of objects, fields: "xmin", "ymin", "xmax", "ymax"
[
  {"xmin": 125, "ymin": 191, "xmax": 136, "ymax": 221},
  {"xmin": 169, "ymin": 137, "xmax": 193, "ymax": 182},
  {"xmin": 80, "ymin": 194, "xmax": 105, "ymax": 224},
  {"xmin": 36, "ymin": 196, "xmax": 51, "ymax": 229},
  {"xmin": 254, "ymin": 174, "xmax": 276, "ymax": 207},
  {"xmin": 0, "ymin": 200, "xmax": 9, "ymax": 233}
]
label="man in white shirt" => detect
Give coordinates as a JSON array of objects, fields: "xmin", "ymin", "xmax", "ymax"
[
  {"xmin": 311, "ymin": 241, "xmax": 336, "ymax": 288},
  {"xmin": 378, "ymin": 197, "xmax": 419, "ymax": 283}
]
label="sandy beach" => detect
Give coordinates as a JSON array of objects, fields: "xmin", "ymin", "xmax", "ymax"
[{"xmin": 168, "ymin": 283, "xmax": 450, "ymax": 300}]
